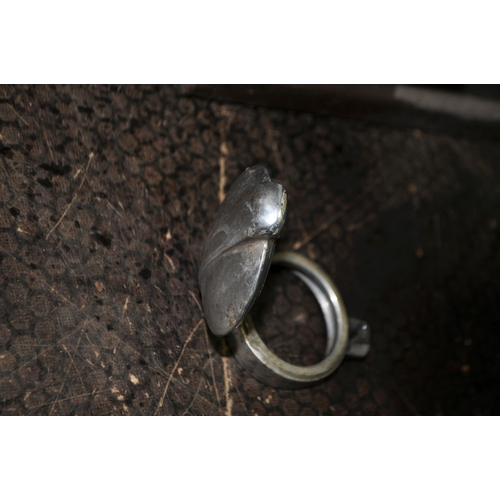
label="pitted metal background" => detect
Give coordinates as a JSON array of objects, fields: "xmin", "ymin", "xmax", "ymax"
[{"xmin": 1, "ymin": 84, "xmax": 500, "ymax": 415}]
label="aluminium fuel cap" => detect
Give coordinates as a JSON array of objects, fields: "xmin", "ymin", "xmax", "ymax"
[{"xmin": 198, "ymin": 165, "xmax": 370, "ymax": 389}]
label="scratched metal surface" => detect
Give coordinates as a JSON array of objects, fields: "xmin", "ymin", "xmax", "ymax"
[{"xmin": 1, "ymin": 84, "xmax": 500, "ymax": 415}]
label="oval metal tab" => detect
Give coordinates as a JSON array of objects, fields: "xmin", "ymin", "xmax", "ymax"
[{"xmin": 198, "ymin": 166, "xmax": 287, "ymax": 336}]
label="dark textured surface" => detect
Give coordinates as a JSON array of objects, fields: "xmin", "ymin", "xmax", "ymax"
[{"xmin": 1, "ymin": 84, "xmax": 499, "ymax": 415}]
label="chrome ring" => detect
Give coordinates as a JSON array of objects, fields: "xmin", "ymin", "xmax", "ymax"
[{"xmin": 227, "ymin": 251, "xmax": 350, "ymax": 389}]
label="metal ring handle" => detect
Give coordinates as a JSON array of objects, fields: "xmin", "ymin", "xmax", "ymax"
[{"xmin": 226, "ymin": 251, "xmax": 350, "ymax": 389}]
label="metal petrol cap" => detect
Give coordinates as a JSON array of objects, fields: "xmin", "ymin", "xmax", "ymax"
[{"xmin": 198, "ymin": 166, "xmax": 287, "ymax": 337}]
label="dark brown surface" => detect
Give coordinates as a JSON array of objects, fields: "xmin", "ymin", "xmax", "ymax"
[
  {"xmin": 182, "ymin": 84, "xmax": 500, "ymax": 138},
  {"xmin": 1, "ymin": 84, "xmax": 500, "ymax": 415}
]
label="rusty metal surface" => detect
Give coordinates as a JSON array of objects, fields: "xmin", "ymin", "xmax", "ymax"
[{"xmin": 1, "ymin": 84, "xmax": 500, "ymax": 415}]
